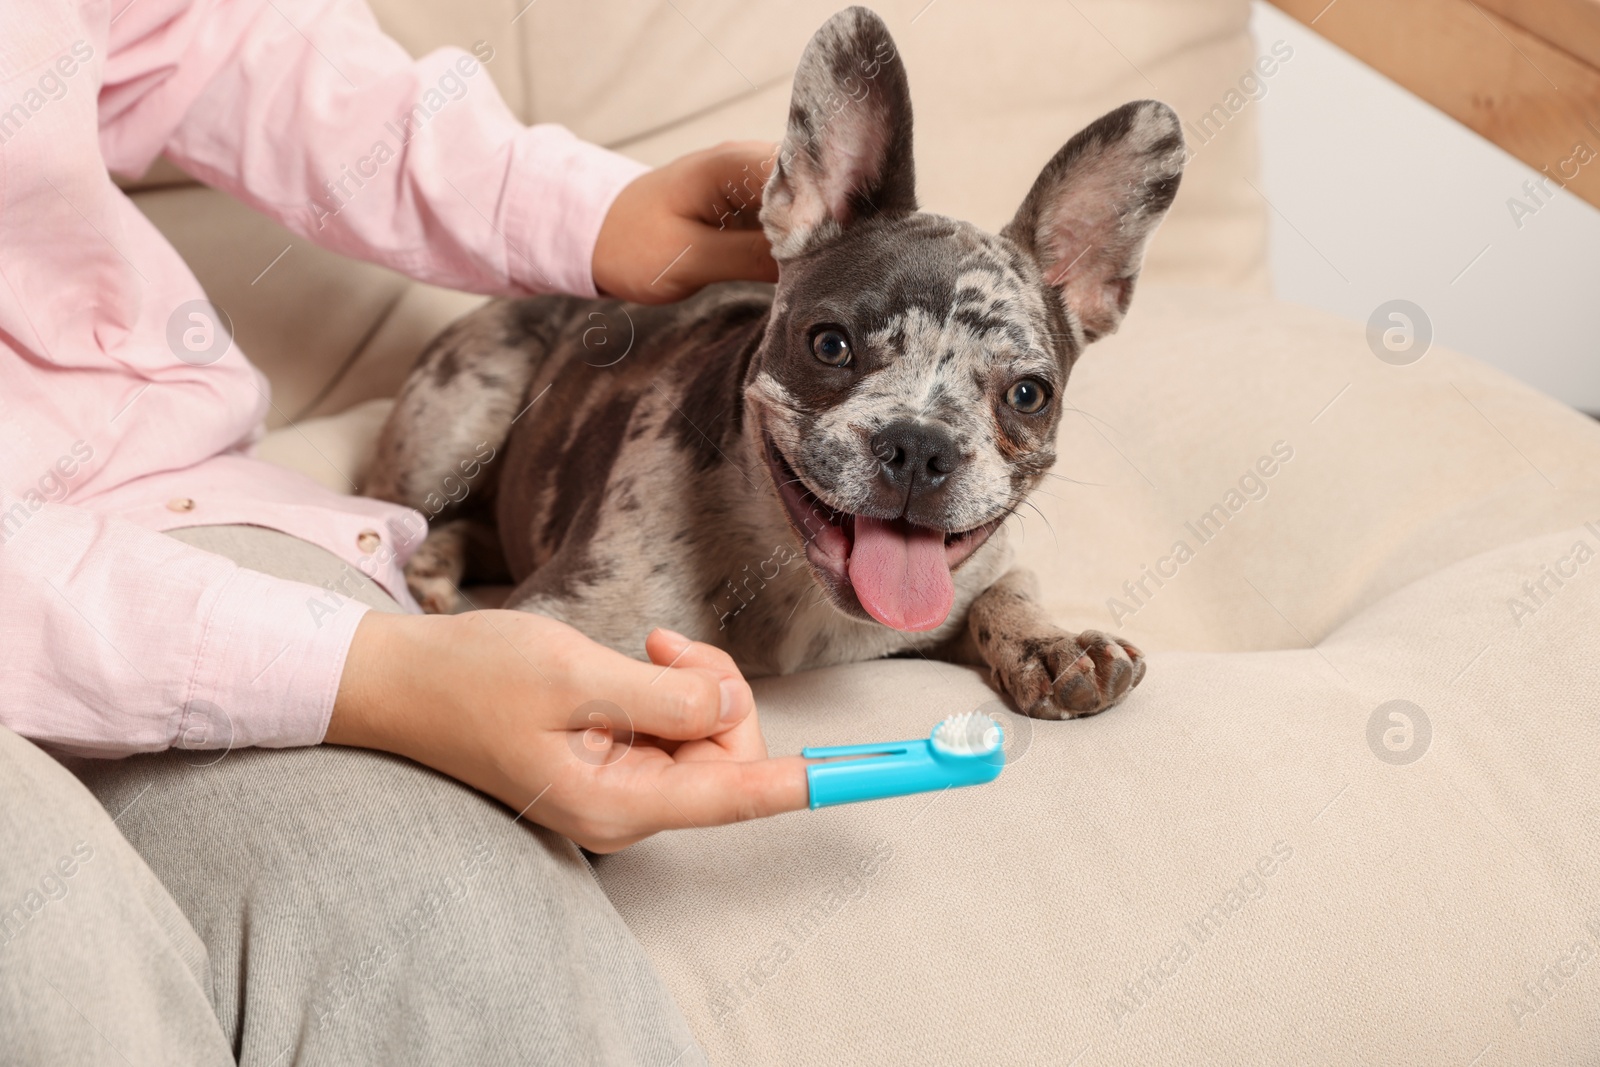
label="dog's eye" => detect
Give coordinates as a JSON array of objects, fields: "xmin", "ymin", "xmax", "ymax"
[
  {"xmin": 1005, "ymin": 378, "xmax": 1049, "ymax": 414},
  {"xmin": 811, "ymin": 328, "xmax": 852, "ymax": 367}
]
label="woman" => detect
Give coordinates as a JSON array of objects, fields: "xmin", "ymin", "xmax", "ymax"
[{"xmin": 1, "ymin": 0, "xmax": 804, "ymax": 1061}]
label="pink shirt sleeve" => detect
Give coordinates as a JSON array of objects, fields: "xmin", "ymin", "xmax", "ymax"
[
  {"xmin": 99, "ymin": 0, "xmax": 648, "ymax": 297},
  {"xmin": 0, "ymin": 505, "xmax": 367, "ymax": 757},
  {"xmin": 2, "ymin": 0, "xmax": 651, "ymax": 757}
]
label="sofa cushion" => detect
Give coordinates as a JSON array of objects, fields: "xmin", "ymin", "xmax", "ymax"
[
  {"xmin": 594, "ymin": 529, "xmax": 1600, "ymax": 1064},
  {"xmin": 262, "ymin": 286, "xmax": 1600, "ymax": 1062}
]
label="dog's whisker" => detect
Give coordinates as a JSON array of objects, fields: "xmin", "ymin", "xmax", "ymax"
[
  {"xmin": 1063, "ymin": 404, "xmax": 1123, "ymax": 436},
  {"xmin": 780, "ymin": 587, "xmax": 810, "ymax": 627},
  {"xmin": 1019, "ymin": 498, "xmax": 1062, "ymax": 552},
  {"xmin": 1041, "ymin": 471, "xmax": 1108, "ymax": 488}
]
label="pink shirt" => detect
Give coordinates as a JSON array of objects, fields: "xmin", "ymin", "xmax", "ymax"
[{"xmin": 0, "ymin": 0, "xmax": 647, "ymax": 756}]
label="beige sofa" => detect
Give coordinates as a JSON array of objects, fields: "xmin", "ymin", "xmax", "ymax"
[{"xmin": 126, "ymin": 2, "xmax": 1600, "ymax": 1063}]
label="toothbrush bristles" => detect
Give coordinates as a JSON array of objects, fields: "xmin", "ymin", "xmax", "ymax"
[{"xmin": 933, "ymin": 711, "xmax": 1002, "ymax": 755}]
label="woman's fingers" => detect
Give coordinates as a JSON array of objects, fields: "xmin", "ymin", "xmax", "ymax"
[
  {"xmin": 641, "ymin": 629, "xmax": 768, "ymax": 760},
  {"xmin": 683, "ymin": 140, "xmax": 776, "ymax": 222},
  {"xmin": 678, "ymin": 143, "xmax": 780, "ymax": 285},
  {"xmin": 644, "ymin": 627, "xmax": 737, "ymax": 673},
  {"xmin": 551, "ymin": 627, "xmax": 752, "ymax": 746},
  {"xmin": 681, "ymin": 227, "xmax": 780, "ymax": 290},
  {"xmin": 645, "ymin": 218, "xmax": 777, "ymax": 302},
  {"xmin": 593, "ymin": 139, "xmax": 780, "ymax": 304},
  {"xmin": 333, "ymin": 610, "xmax": 807, "ymax": 856},
  {"xmin": 646, "ymin": 755, "xmax": 811, "ymax": 830},
  {"xmin": 568, "ymin": 748, "xmax": 808, "ymax": 852}
]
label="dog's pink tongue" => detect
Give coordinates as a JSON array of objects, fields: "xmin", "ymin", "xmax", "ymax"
[{"xmin": 848, "ymin": 516, "xmax": 954, "ymax": 631}]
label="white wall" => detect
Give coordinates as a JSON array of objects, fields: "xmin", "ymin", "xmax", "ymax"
[{"xmin": 1250, "ymin": 2, "xmax": 1600, "ymax": 413}]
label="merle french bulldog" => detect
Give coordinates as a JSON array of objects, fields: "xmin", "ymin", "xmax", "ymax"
[{"xmin": 364, "ymin": 6, "xmax": 1184, "ymax": 719}]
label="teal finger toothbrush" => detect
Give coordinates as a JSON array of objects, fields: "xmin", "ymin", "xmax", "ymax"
[{"xmin": 803, "ymin": 710, "xmax": 1006, "ymax": 809}]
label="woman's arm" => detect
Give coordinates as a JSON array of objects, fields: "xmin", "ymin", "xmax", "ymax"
[
  {"xmin": 1, "ymin": 506, "xmax": 807, "ymax": 845},
  {"xmin": 99, "ymin": 0, "xmax": 774, "ymax": 302}
]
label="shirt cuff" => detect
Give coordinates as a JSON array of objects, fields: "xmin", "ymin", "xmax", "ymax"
[
  {"xmin": 184, "ymin": 564, "xmax": 371, "ymax": 750},
  {"xmin": 502, "ymin": 125, "xmax": 650, "ymax": 297}
]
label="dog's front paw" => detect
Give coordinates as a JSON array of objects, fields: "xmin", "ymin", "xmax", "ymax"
[
  {"xmin": 989, "ymin": 628, "xmax": 1146, "ymax": 720},
  {"xmin": 406, "ymin": 572, "xmax": 459, "ymax": 615},
  {"xmin": 403, "ymin": 520, "xmax": 471, "ymax": 614},
  {"xmin": 404, "ymin": 555, "xmax": 461, "ymax": 615}
]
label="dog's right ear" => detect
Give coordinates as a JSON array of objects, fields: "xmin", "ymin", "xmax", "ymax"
[{"xmin": 761, "ymin": 7, "xmax": 916, "ymax": 260}]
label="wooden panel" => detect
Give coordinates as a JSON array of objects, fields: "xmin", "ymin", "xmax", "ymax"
[
  {"xmin": 1477, "ymin": 0, "xmax": 1600, "ymax": 70},
  {"xmin": 1268, "ymin": 0, "xmax": 1600, "ymax": 210}
]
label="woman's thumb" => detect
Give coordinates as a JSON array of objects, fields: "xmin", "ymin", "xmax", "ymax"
[{"xmin": 586, "ymin": 629, "xmax": 751, "ymax": 740}]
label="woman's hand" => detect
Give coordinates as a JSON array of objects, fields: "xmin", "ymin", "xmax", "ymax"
[
  {"xmin": 328, "ymin": 610, "xmax": 808, "ymax": 852},
  {"xmin": 592, "ymin": 141, "xmax": 780, "ymax": 304}
]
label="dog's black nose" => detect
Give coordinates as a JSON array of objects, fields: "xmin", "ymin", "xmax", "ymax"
[{"xmin": 871, "ymin": 419, "xmax": 963, "ymax": 496}]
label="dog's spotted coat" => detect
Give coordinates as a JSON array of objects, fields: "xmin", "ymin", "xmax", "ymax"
[{"xmin": 365, "ymin": 6, "xmax": 1184, "ymax": 719}]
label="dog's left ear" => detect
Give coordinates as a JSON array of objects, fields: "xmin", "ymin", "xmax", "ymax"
[
  {"xmin": 1004, "ymin": 100, "xmax": 1185, "ymax": 344},
  {"xmin": 761, "ymin": 7, "xmax": 916, "ymax": 260}
]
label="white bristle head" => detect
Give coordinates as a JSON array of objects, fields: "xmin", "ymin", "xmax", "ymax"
[{"xmin": 932, "ymin": 711, "xmax": 1003, "ymax": 756}]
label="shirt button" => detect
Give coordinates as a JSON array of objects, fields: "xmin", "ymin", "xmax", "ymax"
[
  {"xmin": 166, "ymin": 497, "xmax": 196, "ymax": 513},
  {"xmin": 356, "ymin": 529, "xmax": 382, "ymax": 554}
]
